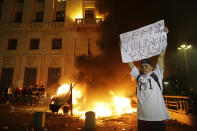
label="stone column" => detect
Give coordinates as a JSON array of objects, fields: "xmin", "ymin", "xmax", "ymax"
[
  {"xmin": 43, "ymin": 0, "xmax": 55, "ymax": 22},
  {"xmin": 1, "ymin": 0, "xmax": 14, "ymax": 22},
  {"xmin": 22, "ymin": 0, "xmax": 35, "ymax": 22}
]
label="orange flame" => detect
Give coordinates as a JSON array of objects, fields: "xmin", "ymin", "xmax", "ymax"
[
  {"xmin": 57, "ymin": 108, "xmax": 64, "ymax": 115},
  {"xmin": 94, "ymin": 103, "xmax": 112, "ymax": 117},
  {"xmin": 57, "ymin": 84, "xmax": 70, "ymax": 96},
  {"xmin": 54, "ymin": 83, "xmax": 137, "ymax": 117}
]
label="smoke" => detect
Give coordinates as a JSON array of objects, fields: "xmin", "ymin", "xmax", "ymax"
[
  {"xmin": 76, "ymin": 0, "xmax": 197, "ymax": 98},
  {"xmin": 76, "ymin": 50, "xmax": 135, "ymax": 101},
  {"xmin": 75, "ymin": 1, "xmax": 149, "ymax": 100},
  {"xmin": 76, "ymin": 0, "xmax": 162, "ymax": 98}
]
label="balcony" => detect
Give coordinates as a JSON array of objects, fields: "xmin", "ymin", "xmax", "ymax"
[
  {"xmin": 0, "ymin": 19, "xmax": 102, "ymax": 31},
  {"xmin": 75, "ymin": 18, "xmax": 102, "ymax": 32},
  {"xmin": 75, "ymin": 18, "xmax": 102, "ymax": 25},
  {"xmin": 0, "ymin": 22, "xmax": 66, "ymax": 30}
]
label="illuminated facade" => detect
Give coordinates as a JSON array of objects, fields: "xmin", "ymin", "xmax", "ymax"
[{"xmin": 0, "ymin": 0, "xmax": 102, "ymax": 89}]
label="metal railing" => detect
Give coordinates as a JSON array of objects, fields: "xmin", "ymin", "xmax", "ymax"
[
  {"xmin": 75, "ymin": 18, "xmax": 102, "ymax": 25},
  {"xmin": 0, "ymin": 19, "xmax": 102, "ymax": 30},
  {"xmin": 164, "ymin": 95, "xmax": 197, "ymax": 115},
  {"xmin": 0, "ymin": 22, "xmax": 66, "ymax": 30}
]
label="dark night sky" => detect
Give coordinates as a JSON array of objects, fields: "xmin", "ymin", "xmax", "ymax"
[
  {"xmin": 1, "ymin": 0, "xmax": 196, "ymax": 96},
  {"xmin": 0, "ymin": 1, "xmax": 192, "ymax": 98},
  {"xmin": 97, "ymin": 0, "xmax": 197, "ymax": 47},
  {"xmin": 95, "ymin": 0, "xmax": 197, "ymax": 93},
  {"xmin": 79, "ymin": 0, "xmax": 197, "ymax": 96}
]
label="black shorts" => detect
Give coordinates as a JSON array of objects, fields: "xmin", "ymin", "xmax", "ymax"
[{"xmin": 138, "ymin": 120, "xmax": 166, "ymax": 131}]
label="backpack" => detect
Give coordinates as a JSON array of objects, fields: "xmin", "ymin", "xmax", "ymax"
[{"xmin": 136, "ymin": 72, "xmax": 162, "ymax": 92}]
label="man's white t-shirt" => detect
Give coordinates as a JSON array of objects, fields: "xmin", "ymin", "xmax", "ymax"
[{"xmin": 131, "ymin": 64, "xmax": 171, "ymax": 121}]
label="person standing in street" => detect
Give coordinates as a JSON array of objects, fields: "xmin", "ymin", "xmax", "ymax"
[
  {"xmin": 7, "ymin": 84, "xmax": 13, "ymax": 104},
  {"xmin": 128, "ymin": 27, "xmax": 171, "ymax": 131}
]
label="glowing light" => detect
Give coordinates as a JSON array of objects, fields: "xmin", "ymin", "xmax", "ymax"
[
  {"xmin": 72, "ymin": 89, "xmax": 81, "ymax": 104},
  {"xmin": 178, "ymin": 44, "xmax": 192, "ymax": 50},
  {"xmin": 75, "ymin": 13, "xmax": 83, "ymax": 19},
  {"xmin": 57, "ymin": 0, "xmax": 66, "ymax": 2},
  {"xmin": 57, "ymin": 84, "xmax": 70, "ymax": 96},
  {"xmin": 56, "ymin": 83, "xmax": 82, "ymax": 105},
  {"xmin": 50, "ymin": 96, "xmax": 54, "ymax": 99},
  {"xmin": 114, "ymin": 96, "xmax": 136, "ymax": 114},
  {"xmin": 164, "ymin": 81, "xmax": 169, "ymax": 85},
  {"xmin": 178, "ymin": 47, "xmax": 182, "ymax": 50},
  {"xmin": 80, "ymin": 115, "xmax": 85, "ymax": 120},
  {"xmin": 94, "ymin": 103, "xmax": 112, "ymax": 117},
  {"xmin": 96, "ymin": 16, "xmax": 102, "ymax": 19},
  {"xmin": 187, "ymin": 45, "xmax": 191, "ymax": 49},
  {"xmin": 53, "ymin": 84, "xmax": 137, "ymax": 119},
  {"xmin": 70, "ymin": 11, "xmax": 83, "ymax": 21},
  {"xmin": 181, "ymin": 44, "xmax": 186, "ymax": 48},
  {"xmin": 58, "ymin": 108, "xmax": 64, "ymax": 115}
]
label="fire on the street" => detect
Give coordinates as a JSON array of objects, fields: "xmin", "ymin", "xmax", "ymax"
[
  {"xmin": 52, "ymin": 83, "xmax": 137, "ymax": 119},
  {"xmin": 56, "ymin": 84, "xmax": 82, "ymax": 105}
]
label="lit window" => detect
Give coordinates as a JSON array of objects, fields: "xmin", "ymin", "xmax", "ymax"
[
  {"xmin": 56, "ymin": 11, "xmax": 65, "ymax": 22},
  {"xmin": 30, "ymin": 39, "xmax": 40, "ymax": 50},
  {"xmin": 8, "ymin": 39, "xmax": 17, "ymax": 50},
  {"xmin": 57, "ymin": 0, "xmax": 66, "ymax": 2},
  {"xmin": 52, "ymin": 39, "xmax": 62, "ymax": 49},
  {"xmin": 85, "ymin": 9, "xmax": 95, "ymax": 19}
]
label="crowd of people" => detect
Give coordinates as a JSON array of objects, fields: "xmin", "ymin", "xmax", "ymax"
[{"xmin": 0, "ymin": 84, "xmax": 46, "ymax": 105}]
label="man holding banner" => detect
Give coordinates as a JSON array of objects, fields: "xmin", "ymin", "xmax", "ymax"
[{"xmin": 120, "ymin": 20, "xmax": 171, "ymax": 131}]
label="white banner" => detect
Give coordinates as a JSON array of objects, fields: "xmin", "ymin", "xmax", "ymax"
[{"xmin": 120, "ymin": 20, "xmax": 167, "ymax": 63}]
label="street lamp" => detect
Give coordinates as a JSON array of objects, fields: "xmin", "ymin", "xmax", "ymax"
[
  {"xmin": 164, "ymin": 81, "xmax": 169, "ymax": 93},
  {"xmin": 164, "ymin": 81, "xmax": 169, "ymax": 88},
  {"xmin": 177, "ymin": 44, "xmax": 192, "ymax": 95}
]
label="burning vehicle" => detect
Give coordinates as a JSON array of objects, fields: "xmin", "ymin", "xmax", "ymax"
[
  {"xmin": 49, "ymin": 83, "xmax": 137, "ymax": 118},
  {"xmin": 49, "ymin": 94, "xmax": 71, "ymax": 114},
  {"xmin": 49, "ymin": 83, "xmax": 76, "ymax": 115}
]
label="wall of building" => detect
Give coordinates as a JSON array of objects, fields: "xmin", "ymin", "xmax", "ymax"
[{"xmin": 0, "ymin": 0, "xmax": 102, "ymax": 90}]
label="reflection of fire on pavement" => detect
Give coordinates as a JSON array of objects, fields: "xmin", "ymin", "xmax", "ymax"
[
  {"xmin": 0, "ymin": 104, "xmax": 193, "ymax": 131},
  {"xmin": 49, "ymin": 83, "xmax": 137, "ymax": 119}
]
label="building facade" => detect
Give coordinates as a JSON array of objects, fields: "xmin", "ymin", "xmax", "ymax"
[{"xmin": 0, "ymin": 0, "xmax": 102, "ymax": 90}]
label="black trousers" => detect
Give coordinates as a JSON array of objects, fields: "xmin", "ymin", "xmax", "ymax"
[{"xmin": 138, "ymin": 120, "xmax": 166, "ymax": 131}]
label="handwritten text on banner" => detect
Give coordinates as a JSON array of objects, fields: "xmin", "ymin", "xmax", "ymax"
[{"xmin": 120, "ymin": 20, "xmax": 167, "ymax": 63}]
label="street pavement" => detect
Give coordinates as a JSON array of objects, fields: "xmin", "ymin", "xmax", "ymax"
[{"xmin": 0, "ymin": 104, "xmax": 196, "ymax": 131}]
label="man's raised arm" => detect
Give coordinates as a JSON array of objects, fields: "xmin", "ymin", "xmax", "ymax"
[
  {"xmin": 128, "ymin": 62, "xmax": 135, "ymax": 71},
  {"xmin": 128, "ymin": 62, "xmax": 140, "ymax": 79},
  {"xmin": 157, "ymin": 50, "xmax": 166, "ymax": 69},
  {"xmin": 157, "ymin": 26, "xmax": 168, "ymax": 69}
]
